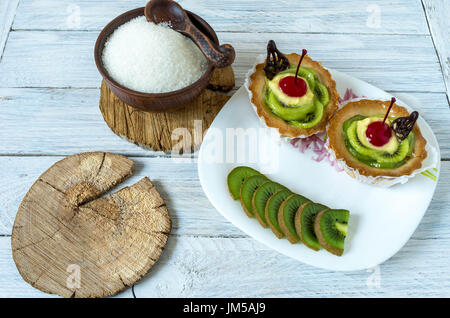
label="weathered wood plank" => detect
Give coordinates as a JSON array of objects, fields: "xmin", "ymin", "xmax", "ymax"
[
  {"xmin": 0, "ymin": 88, "xmax": 157, "ymax": 156},
  {"xmin": 0, "ymin": 31, "xmax": 100, "ymax": 88},
  {"xmin": 422, "ymin": 0, "xmax": 450, "ymax": 103},
  {"xmin": 222, "ymin": 32, "xmax": 445, "ymax": 94},
  {"xmin": 1, "ymin": 235, "xmax": 450, "ymax": 298},
  {"xmin": 0, "ymin": 31, "xmax": 445, "ymax": 93},
  {"xmin": 12, "ymin": 0, "xmax": 429, "ymax": 35},
  {"xmin": 0, "ymin": 157, "xmax": 448, "ymax": 240},
  {"xmin": 0, "ymin": 0, "xmax": 447, "ymax": 300},
  {"xmin": 0, "ymin": 0, "xmax": 19, "ymax": 61},
  {"xmin": 1, "ymin": 88, "xmax": 448, "ymax": 157},
  {"xmin": 393, "ymin": 91, "xmax": 450, "ymax": 157}
]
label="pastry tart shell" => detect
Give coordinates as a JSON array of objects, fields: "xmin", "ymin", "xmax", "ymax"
[
  {"xmin": 248, "ymin": 53, "xmax": 339, "ymax": 138},
  {"xmin": 327, "ymin": 99, "xmax": 427, "ymax": 178}
]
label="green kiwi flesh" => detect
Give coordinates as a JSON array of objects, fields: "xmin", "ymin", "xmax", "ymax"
[
  {"xmin": 240, "ymin": 175, "xmax": 269, "ymax": 217},
  {"xmin": 278, "ymin": 194, "xmax": 311, "ymax": 244},
  {"xmin": 227, "ymin": 166, "xmax": 260, "ymax": 200},
  {"xmin": 295, "ymin": 203, "xmax": 328, "ymax": 251},
  {"xmin": 227, "ymin": 167, "xmax": 352, "ymax": 256},
  {"xmin": 314, "ymin": 82, "xmax": 330, "ymax": 106},
  {"xmin": 252, "ymin": 182, "xmax": 286, "ymax": 228},
  {"xmin": 314, "ymin": 209, "xmax": 350, "ymax": 256},
  {"xmin": 265, "ymin": 189, "xmax": 292, "ymax": 238}
]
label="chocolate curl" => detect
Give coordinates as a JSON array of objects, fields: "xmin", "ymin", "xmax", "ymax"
[
  {"xmin": 264, "ymin": 40, "xmax": 290, "ymax": 80},
  {"xmin": 391, "ymin": 111, "xmax": 419, "ymax": 141}
]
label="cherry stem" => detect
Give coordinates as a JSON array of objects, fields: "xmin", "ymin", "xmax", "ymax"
[
  {"xmin": 295, "ymin": 49, "xmax": 308, "ymax": 85},
  {"xmin": 382, "ymin": 97, "xmax": 396, "ymax": 125}
]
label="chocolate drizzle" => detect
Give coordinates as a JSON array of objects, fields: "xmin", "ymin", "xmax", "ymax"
[
  {"xmin": 264, "ymin": 40, "xmax": 290, "ymax": 80},
  {"xmin": 391, "ymin": 111, "xmax": 419, "ymax": 141}
]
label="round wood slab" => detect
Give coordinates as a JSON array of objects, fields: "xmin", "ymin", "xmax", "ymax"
[
  {"xmin": 12, "ymin": 152, "xmax": 171, "ymax": 298},
  {"xmin": 99, "ymin": 66, "xmax": 235, "ymax": 153}
]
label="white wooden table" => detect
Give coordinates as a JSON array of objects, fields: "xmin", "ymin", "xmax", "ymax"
[{"xmin": 0, "ymin": 0, "xmax": 449, "ymax": 298}]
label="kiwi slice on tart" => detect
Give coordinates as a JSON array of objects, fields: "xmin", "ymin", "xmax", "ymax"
[
  {"xmin": 278, "ymin": 194, "xmax": 311, "ymax": 244},
  {"xmin": 252, "ymin": 182, "xmax": 286, "ymax": 228},
  {"xmin": 240, "ymin": 175, "xmax": 269, "ymax": 217},
  {"xmin": 227, "ymin": 166, "xmax": 261, "ymax": 200},
  {"xmin": 266, "ymin": 90, "xmax": 316, "ymax": 121},
  {"xmin": 314, "ymin": 82, "xmax": 330, "ymax": 106},
  {"xmin": 314, "ymin": 209, "xmax": 350, "ymax": 256},
  {"xmin": 346, "ymin": 121, "xmax": 410, "ymax": 165},
  {"xmin": 289, "ymin": 99, "xmax": 324, "ymax": 129},
  {"xmin": 295, "ymin": 203, "xmax": 328, "ymax": 251},
  {"xmin": 265, "ymin": 189, "xmax": 292, "ymax": 238}
]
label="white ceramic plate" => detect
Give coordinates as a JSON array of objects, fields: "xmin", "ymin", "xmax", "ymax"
[{"xmin": 198, "ymin": 70, "xmax": 440, "ymax": 271}]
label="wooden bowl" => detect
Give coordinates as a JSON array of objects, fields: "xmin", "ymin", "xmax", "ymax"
[{"xmin": 94, "ymin": 7, "xmax": 218, "ymax": 112}]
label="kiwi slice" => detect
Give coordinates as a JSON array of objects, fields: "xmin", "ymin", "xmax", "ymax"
[
  {"xmin": 265, "ymin": 189, "xmax": 292, "ymax": 238},
  {"xmin": 377, "ymin": 141, "xmax": 410, "ymax": 163},
  {"xmin": 289, "ymin": 99, "xmax": 324, "ymax": 129},
  {"xmin": 314, "ymin": 82, "xmax": 330, "ymax": 106},
  {"xmin": 227, "ymin": 166, "xmax": 260, "ymax": 200},
  {"xmin": 266, "ymin": 90, "xmax": 315, "ymax": 121},
  {"xmin": 278, "ymin": 194, "xmax": 311, "ymax": 244},
  {"xmin": 346, "ymin": 121, "xmax": 410, "ymax": 165},
  {"xmin": 240, "ymin": 175, "xmax": 269, "ymax": 217},
  {"xmin": 252, "ymin": 182, "xmax": 286, "ymax": 228},
  {"xmin": 295, "ymin": 203, "xmax": 328, "ymax": 251},
  {"xmin": 314, "ymin": 209, "xmax": 350, "ymax": 256}
]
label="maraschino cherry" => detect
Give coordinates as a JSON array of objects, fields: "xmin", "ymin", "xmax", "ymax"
[
  {"xmin": 365, "ymin": 97, "xmax": 396, "ymax": 147},
  {"xmin": 279, "ymin": 49, "xmax": 308, "ymax": 98}
]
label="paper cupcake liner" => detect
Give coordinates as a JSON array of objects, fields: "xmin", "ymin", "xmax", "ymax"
[{"xmin": 325, "ymin": 139, "xmax": 439, "ymax": 187}]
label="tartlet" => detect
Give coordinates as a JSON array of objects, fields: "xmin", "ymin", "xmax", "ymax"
[
  {"xmin": 328, "ymin": 99, "xmax": 427, "ymax": 181},
  {"xmin": 248, "ymin": 41, "xmax": 339, "ymax": 138}
]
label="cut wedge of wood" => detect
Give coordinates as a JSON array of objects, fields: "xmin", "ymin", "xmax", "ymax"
[{"xmin": 11, "ymin": 152, "xmax": 171, "ymax": 298}]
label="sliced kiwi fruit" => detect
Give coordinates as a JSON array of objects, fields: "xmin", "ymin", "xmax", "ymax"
[
  {"xmin": 227, "ymin": 166, "xmax": 260, "ymax": 200},
  {"xmin": 314, "ymin": 209, "xmax": 350, "ymax": 256},
  {"xmin": 295, "ymin": 203, "xmax": 328, "ymax": 251},
  {"xmin": 278, "ymin": 194, "xmax": 311, "ymax": 244},
  {"xmin": 289, "ymin": 99, "xmax": 324, "ymax": 129},
  {"xmin": 314, "ymin": 82, "xmax": 330, "ymax": 106},
  {"xmin": 240, "ymin": 175, "xmax": 269, "ymax": 218},
  {"xmin": 346, "ymin": 121, "xmax": 410, "ymax": 166},
  {"xmin": 252, "ymin": 182, "xmax": 286, "ymax": 228},
  {"xmin": 377, "ymin": 141, "xmax": 410, "ymax": 163},
  {"xmin": 266, "ymin": 90, "xmax": 315, "ymax": 121},
  {"xmin": 228, "ymin": 167, "xmax": 352, "ymax": 256},
  {"xmin": 265, "ymin": 189, "xmax": 292, "ymax": 238}
]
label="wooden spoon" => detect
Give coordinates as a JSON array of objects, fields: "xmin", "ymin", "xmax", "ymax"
[{"xmin": 145, "ymin": 0, "xmax": 235, "ymax": 68}]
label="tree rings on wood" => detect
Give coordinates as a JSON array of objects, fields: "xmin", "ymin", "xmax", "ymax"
[{"xmin": 11, "ymin": 152, "xmax": 171, "ymax": 298}]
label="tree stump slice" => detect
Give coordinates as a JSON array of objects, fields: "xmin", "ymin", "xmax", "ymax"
[
  {"xmin": 12, "ymin": 152, "xmax": 171, "ymax": 298},
  {"xmin": 99, "ymin": 66, "xmax": 235, "ymax": 153}
]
